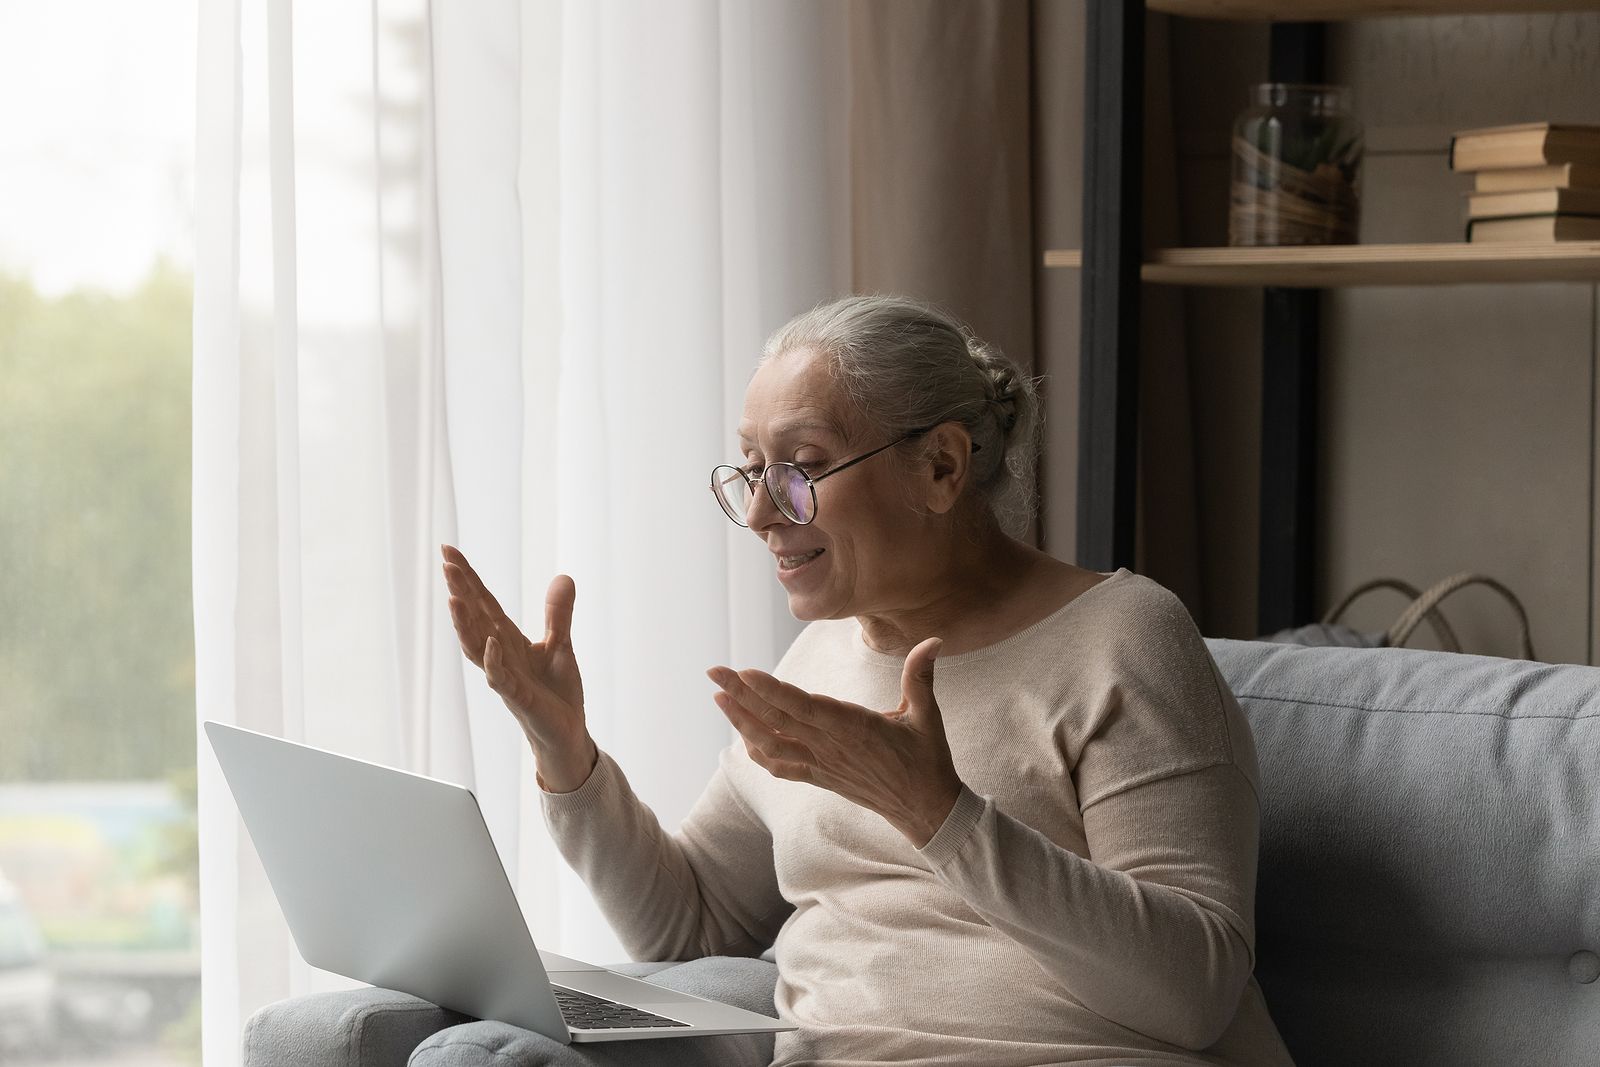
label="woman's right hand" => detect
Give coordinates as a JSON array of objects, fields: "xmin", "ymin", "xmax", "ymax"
[{"xmin": 441, "ymin": 545, "xmax": 597, "ymax": 792}]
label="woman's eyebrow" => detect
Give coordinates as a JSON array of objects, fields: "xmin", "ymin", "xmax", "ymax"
[{"xmin": 737, "ymin": 420, "xmax": 841, "ymax": 445}]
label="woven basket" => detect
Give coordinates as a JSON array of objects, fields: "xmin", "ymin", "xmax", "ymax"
[{"xmin": 1265, "ymin": 572, "xmax": 1536, "ymax": 661}]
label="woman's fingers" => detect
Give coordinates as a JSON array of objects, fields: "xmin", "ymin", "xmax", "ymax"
[
  {"xmin": 441, "ymin": 543, "xmax": 486, "ymax": 588},
  {"xmin": 448, "ymin": 596, "xmax": 487, "ymax": 667},
  {"xmin": 443, "ymin": 562, "xmax": 495, "ymax": 633},
  {"xmin": 544, "ymin": 575, "xmax": 576, "ymax": 649},
  {"xmin": 443, "ymin": 563, "xmax": 504, "ymax": 627},
  {"xmin": 484, "ymin": 635, "xmax": 511, "ymax": 694},
  {"xmin": 713, "ymin": 691, "xmax": 815, "ymax": 772},
  {"xmin": 443, "ymin": 548, "xmax": 534, "ymax": 664},
  {"xmin": 897, "ymin": 637, "xmax": 944, "ymax": 727},
  {"xmin": 441, "ymin": 545, "xmax": 485, "ymax": 599},
  {"xmin": 707, "ymin": 666, "xmax": 859, "ymax": 747},
  {"xmin": 485, "ymin": 636, "xmax": 532, "ymax": 705},
  {"xmin": 442, "ymin": 546, "xmax": 512, "ymax": 625},
  {"xmin": 708, "ymin": 668, "xmax": 800, "ymax": 738}
]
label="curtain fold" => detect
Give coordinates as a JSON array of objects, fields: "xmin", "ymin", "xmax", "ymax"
[
  {"xmin": 195, "ymin": 2, "xmax": 521, "ymax": 1061},
  {"xmin": 530, "ymin": 0, "xmax": 849, "ymax": 962},
  {"xmin": 847, "ymin": 1, "xmax": 1035, "ymax": 390},
  {"xmin": 195, "ymin": 2, "xmax": 844, "ymax": 1062}
]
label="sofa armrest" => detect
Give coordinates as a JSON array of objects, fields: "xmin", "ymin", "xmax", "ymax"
[
  {"xmin": 242, "ymin": 987, "xmax": 472, "ymax": 1067},
  {"xmin": 240, "ymin": 958, "xmax": 779, "ymax": 1067}
]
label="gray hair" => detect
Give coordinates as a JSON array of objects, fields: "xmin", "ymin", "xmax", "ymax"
[{"xmin": 761, "ymin": 294, "xmax": 1041, "ymax": 537}]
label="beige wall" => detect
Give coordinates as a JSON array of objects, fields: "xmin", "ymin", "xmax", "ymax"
[
  {"xmin": 1032, "ymin": 2, "xmax": 1086, "ymax": 562},
  {"xmin": 1168, "ymin": 12, "xmax": 1600, "ymax": 663}
]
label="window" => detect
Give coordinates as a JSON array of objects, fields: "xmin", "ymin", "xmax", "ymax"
[{"xmin": 0, "ymin": 4, "xmax": 199, "ymax": 1063}]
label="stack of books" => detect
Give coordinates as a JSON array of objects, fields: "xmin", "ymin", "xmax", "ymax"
[{"xmin": 1448, "ymin": 122, "xmax": 1600, "ymax": 242}]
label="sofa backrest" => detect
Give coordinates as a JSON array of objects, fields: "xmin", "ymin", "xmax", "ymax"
[{"xmin": 1206, "ymin": 638, "xmax": 1600, "ymax": 1067}]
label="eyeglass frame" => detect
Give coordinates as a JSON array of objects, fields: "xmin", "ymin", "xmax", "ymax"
[{"xmin": 709, "ymin": 422, "xmax": 979, "ymax": 528}]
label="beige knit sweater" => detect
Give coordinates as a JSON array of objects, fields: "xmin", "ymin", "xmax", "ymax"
[{"xmin": 542, "ymin": 569, "xmax": 1295, "ymax": 1066}]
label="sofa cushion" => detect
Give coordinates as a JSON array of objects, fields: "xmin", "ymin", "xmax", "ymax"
[
  {"xmin": 407, "ymin": 956, "xmax": 779, "ymax": 1067},
  {"xmin": 1207, "ymin": 638, "xmax": 1600, "ymax": 1067}
]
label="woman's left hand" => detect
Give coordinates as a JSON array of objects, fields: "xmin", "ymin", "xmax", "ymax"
[{"xmin": 708, "ymin": 637, "xmax": 963, "ymax": 848}]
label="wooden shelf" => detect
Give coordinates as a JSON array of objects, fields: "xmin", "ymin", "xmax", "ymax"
[
  {"xmin": 1149, "ymin": 0, "xmax": 1600, "ymax": 20},
  {"xmin": 1043, "ymin": 242, "xmax": 1600, "ymax": 286}
]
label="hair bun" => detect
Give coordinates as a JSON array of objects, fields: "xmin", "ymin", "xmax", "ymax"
[
  {"xmin": 969, "ymin": 342, "xmax": 1021, "ymax": 433},
  {"xmin": 994, "ymin": 393, "xmax": 1019, "ymax": 432}
]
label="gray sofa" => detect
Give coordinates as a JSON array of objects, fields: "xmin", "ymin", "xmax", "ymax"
[{"xmin": 242, "ymin": 638, "xmax": 1600, "ymax": 1066}]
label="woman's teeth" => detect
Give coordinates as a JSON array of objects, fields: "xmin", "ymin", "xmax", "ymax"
[{"xmin": 781, "ymin": 549, "xmax": 825, "ymax": 568}]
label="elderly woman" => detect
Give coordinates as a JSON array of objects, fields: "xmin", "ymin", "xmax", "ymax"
[{"xmin": 442, "ymin": 296, "xmax": 1293, "ymax": 1066}]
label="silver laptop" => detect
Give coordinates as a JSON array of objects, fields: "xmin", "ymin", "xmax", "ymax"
[{"xmin": 204, "ymin": 721, "xmax": 794, "ymax": 1043}]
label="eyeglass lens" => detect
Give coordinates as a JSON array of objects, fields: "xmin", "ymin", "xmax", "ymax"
[
  {"xmin": 712, "ymin": 464, "xmax": 814, "ymax": 526},
  {"xmin": 712, "ymin": 467, "xmax": 752, "ymax": 525},
  {"xmin": 767, "ymin": 465, "xmax": 813, "ymax": 523}
]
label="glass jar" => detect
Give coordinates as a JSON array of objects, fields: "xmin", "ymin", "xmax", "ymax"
[{"xmin": 1230, "ymin": 83, "xmax": 1363, "ymax": 247}]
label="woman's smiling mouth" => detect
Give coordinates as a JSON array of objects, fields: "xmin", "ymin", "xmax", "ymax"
[{"xmin": 777, "ymin": 548, "xmax": 826, "ymax": 571}]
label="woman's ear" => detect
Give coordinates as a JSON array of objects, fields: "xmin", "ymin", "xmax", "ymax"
[{"xmin": 923, "ymin": 422, "xmax": 973, "ymax": 515}]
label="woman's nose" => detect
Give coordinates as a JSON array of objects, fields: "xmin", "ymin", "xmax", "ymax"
[{"xmin": 746, "ymin": 475, "xmax": 790, "ymax": 530}]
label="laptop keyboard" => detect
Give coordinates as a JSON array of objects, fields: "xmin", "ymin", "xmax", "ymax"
[{"xmin": 551, "ymin": 985, "xmax": 691, "ymax": 1030}]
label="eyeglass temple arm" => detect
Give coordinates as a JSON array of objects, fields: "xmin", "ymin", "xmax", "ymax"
[
  {"xmin": 811, "ymin": 423, "xmax": 978, "ymax": 483},
  {"xmin": 810, "ymin": 439, "xmax": 903, "ymax": 483}
]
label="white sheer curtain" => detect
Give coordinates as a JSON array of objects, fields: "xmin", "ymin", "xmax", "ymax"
[{"xmin": 193, "ymin": 1, "xmax": 847, "ymax": 1063}]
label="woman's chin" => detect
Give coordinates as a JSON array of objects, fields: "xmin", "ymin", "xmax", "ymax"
[
  {"xmin": 784, "ymin": 593, "xmax": 821, "ymax": 621},
  {"xmin": 782, "ymin": 588, "xmax": 836, "ymax": 622}
]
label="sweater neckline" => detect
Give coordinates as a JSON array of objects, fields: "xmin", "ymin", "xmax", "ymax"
[{"xmin": 848, "ymin": 567, "xmax": 1132, "ymax": 669}]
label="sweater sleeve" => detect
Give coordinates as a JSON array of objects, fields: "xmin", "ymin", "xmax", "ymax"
[
  {"xmin": 541, "ymin": 744, "xmax": 792, "ymax": 963},
  {"xmin": 916, "ymin": 594, "xmax": 1263, "ymax": 1052},
  {"xmin": 918, "ymin": 764, "xmax": 1259, "ymax": 1051}
]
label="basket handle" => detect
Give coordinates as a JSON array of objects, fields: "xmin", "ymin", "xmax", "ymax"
[
  {"xmin": 1387, "ymin": 572, "xmax": 1537, "ymax": 661},
  {"xmin": 1322, "ymin": 578, "xmax": 1463, "ymax": 653}
]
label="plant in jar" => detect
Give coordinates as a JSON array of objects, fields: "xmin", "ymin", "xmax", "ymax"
[{"xmin": 1231, "ymin": 83, "xmax": 1363, "ymax": 246}]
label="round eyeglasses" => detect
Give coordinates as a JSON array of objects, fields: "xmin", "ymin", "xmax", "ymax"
[{"xmin": 710, "ymin": 425, "xmax": 953, "ymax": 527}]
